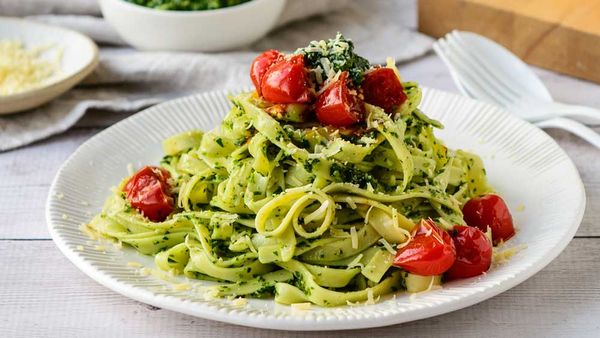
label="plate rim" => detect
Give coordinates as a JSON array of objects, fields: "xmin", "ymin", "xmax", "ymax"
[{"xmin": 46, "ymin": 87, "xmax": 586, "ymax": 330}]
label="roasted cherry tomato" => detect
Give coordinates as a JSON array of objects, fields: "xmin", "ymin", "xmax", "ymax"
[
  {"xmin": 445, "ymin": 225, "xmax": 493, "ymax": 280},
  {"xmin": 393, "ymin": 219, "xmax": 456, "ymax": 276},
  {"xmin": 462, "ymin": 194, "xmax": 515, "ymax": 245},
  {"xmin": 124, "ymin": 166, "xmax": 174, "ymax": 222},
  {"xmin": 250, "ymin": 49, "xmax": 282, "ymax": 96},
  {"xmin": 361, "ymin": 67, "xmax": 407, "ymax": 113},
  {"xmin": 315, "ymin": 72, "xmax": 364, "ymax": 127},
  {"xmin": 260, "ymin": 54, "xmax": 311, "ymax": 104}
]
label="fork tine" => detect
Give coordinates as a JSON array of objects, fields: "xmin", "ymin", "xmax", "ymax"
[
  {"xmin": 435, "ymin": 37, "xmax": 506, "ymax": 106},
  {"xmin": 442, "ymin": 32, "xmax": 515, "ymax": 107},
  {"xmin": 433, "ymin": 38, "xmax": 495, "ymax": 103},
  {"xmin": 449, "ymin": 31, "xmax": 526, "ymax": 101},
  {"xmin": 432, "ymin": 40, "xmax": 472, "ymax": 97}
]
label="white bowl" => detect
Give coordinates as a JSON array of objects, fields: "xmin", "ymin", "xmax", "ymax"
[
  {"xmin": 0, "ymin": 17, "xmax": 98, "ymax": 115},
  {"xmin": 99, "ymin": 0, "xmax": 286, "ymax": 52}
]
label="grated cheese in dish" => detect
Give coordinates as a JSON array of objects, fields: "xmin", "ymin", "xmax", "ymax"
[{"xmin": 0, "ymin": 39, "xmax": 62, "ymax": 96}]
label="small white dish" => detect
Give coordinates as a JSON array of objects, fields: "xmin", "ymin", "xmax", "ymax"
[
  {"xmin": 99, "ymin": 0, "xmax": 286, "ymax": 52},
  {"xmin": 47, "ymin": 88, "xmax": 585, "ymax": 330},
  {"xmin": 0, "ymin": 17, "xmax": 99, "ymax": 115}
]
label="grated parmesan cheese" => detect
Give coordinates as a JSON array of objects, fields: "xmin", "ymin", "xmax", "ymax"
[
  {"xmin": 76, "ymin": 245, "xmax": 84, "ymax": 251},
  {"xmin": 364, "ymin": 205, "xmax": 374, "ymax": 224},
  {"xmin": 366, "ymin": 182, "xmax": 375, "ymax": 193},
  {"xmin": 347, "ymin": 253, "xmax": 364, "ymax": 269},
  {"xmin": 365, "ymin": 289, "xmax": 380, "ymax": 305},
  {"xmin": 127, "ymin": 261, "xmax": 143, "ymax": 268},
  {"xmin": 516, "ymin": 204, "xmax": 525, "ymax": 212},
  {"xmin": 203, "ymin": 288, "xmax": 219, "ymax": 301},
  {"xmin": 345, "ymin": 197, "xmax": 357, "ymax": 210},
  {"xmin": 378, "ymin": 238, "xmax": 397, "ymax": 255},
  {"xmin": 0, "ymin": 39, "xmax": 62, "ymax": 96},
  {"xmin": 303, "ymin": 200, "xmax": 330, "ymax": 224},
  {"xmin": 493, "ymin": 244, "xmax": 526, "ymax": 265},
  {"xmin": 350, "ymin": 226, "xmax": 358, "ymax": 249},
  {"xmin": 385, "ymin": 57, "xmax": 401, "ymax": 82},
  {"xmin": 127, "ymin": 163, "xmax": 134, "ymax": 175},
  {"xmin": 172, "ymin": 283, "xmax": 191, "ymax": 291},
  {"xmin": 113, "ymin": 240, "xmax": 123, "ymax": 249},
  {"xmin": 232, "ymin": 297, "xmax": 248, "ymax": 307},
  {"xmin": 290, "ymin": 302, "xmax": 311, "ymax": 310}
]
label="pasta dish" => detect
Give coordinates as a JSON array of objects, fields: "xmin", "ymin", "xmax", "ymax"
[{"xmin": 87, "ymin": 34, "xmax": 516, "ymax": 306}]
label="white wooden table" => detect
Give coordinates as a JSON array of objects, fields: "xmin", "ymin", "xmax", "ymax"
[{"xmin": 1, "ymin": 53, "xmax": 599, "ymax": 337}]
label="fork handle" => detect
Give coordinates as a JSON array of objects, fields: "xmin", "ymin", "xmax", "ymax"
[
  {"xmin": 543, "ymin": 102, "xmax": 600, "ymax": 125},
  {"xmin": 535, "ymin": 117, "xmax": 600, "ymax": 149}
]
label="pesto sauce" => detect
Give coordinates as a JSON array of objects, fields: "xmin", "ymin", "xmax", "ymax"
[{"xmin": 126, "ymin": 0, "xmax": 251, "ymax": 11}]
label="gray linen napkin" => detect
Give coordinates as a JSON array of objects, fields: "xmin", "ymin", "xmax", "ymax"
[{"xmin": 0, "ymin": 0, "xmax": 432, "ymax": 152}]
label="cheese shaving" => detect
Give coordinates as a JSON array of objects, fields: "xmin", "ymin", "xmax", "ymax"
[
  {"xmin": 364, "ymin": 205, "xmax": 374, "ymax": 224},
  {"xmin": 378, "ymin": 238, "xmax": 397, "ymax": 255},
  {"xmin": 365, "ymin": 289, "xmax": 380, "ymax": 305},
  {"xmin": 304, "ymin": 200, "xmax": 329, "ymax": 224},
  {"xmin": 366, "ymin": 182, "xmax": 375, "ymax": 193},
  {"xmin": 172, "ymin": 283, "xmax": 191, "ymax": 291},
  {"xmin": 345, "ymin": 196, "xmax": 357, "ymax": 210},
  {"xmin": 232, "ymin": 297, "xmax": 248, "ymax": 307},
  {"xmin": 493, "ymin": 244, "xmax": 527, "ymax": 265},
  {"xmin": 290, "ymin": 302, "xmax": 311, "ymax": 310},
  {"xmin": 127, "ymin": 163, "xmax": 135, "ymax": 175},
  {"xmin": 350, "ymin": 226, "xmax": 358, "ymax": 249},
  {"xmin": 347, "ymin": 253, "xmax": 364, "ymax": 269}
]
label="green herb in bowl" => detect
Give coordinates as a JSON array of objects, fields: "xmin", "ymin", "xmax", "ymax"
[{"xmin": 125, "ymin": 0, "xmax": 251, "ymax": 11}]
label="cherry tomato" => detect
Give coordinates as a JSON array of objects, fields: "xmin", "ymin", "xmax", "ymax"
[
  {"xmin": 393, "ymin": 219, "xmax": 456, "ymax": 276},
  {"xmin": 124, "ymin": 166, "xmax": 174, "ymax": 222},
  {"xmin": 315, "ymin": 72, "xmax": 364, "ymax": 127},
  {"xmin": 361, "ymin": 67, "xmax": 407, "ymax": 113},
  {"xmin": 462, "ymin": 194, "xmax": 515, "ymax": 245},
  {"xmin": 260, "ymin": 54, "xmax": 311, "ymax": 104},
  {"xmin": 250, "ymin": 50, "xmax": 282, "ymax": 96},
  {"xmin": 445, "ymin": 225, "xmax": 493, "ymax": 280}
]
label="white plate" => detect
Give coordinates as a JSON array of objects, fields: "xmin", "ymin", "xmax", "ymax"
[
  {"xmin": 46, "ymin": 88, "xmax": 586, "ymax": 331},
  {"xmin": 0, "ymin": 17, "xmax": 98, "ymax": 114}
]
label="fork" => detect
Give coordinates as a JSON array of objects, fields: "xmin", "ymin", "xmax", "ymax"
[{"xmin": 433, "ymin": 30, "xmax": 600, "ymax": 149}]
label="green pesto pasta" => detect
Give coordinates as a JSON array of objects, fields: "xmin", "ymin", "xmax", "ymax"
[{"xmin": 87, "ymin": 36, "xmax": 492, "ymax": 306}]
